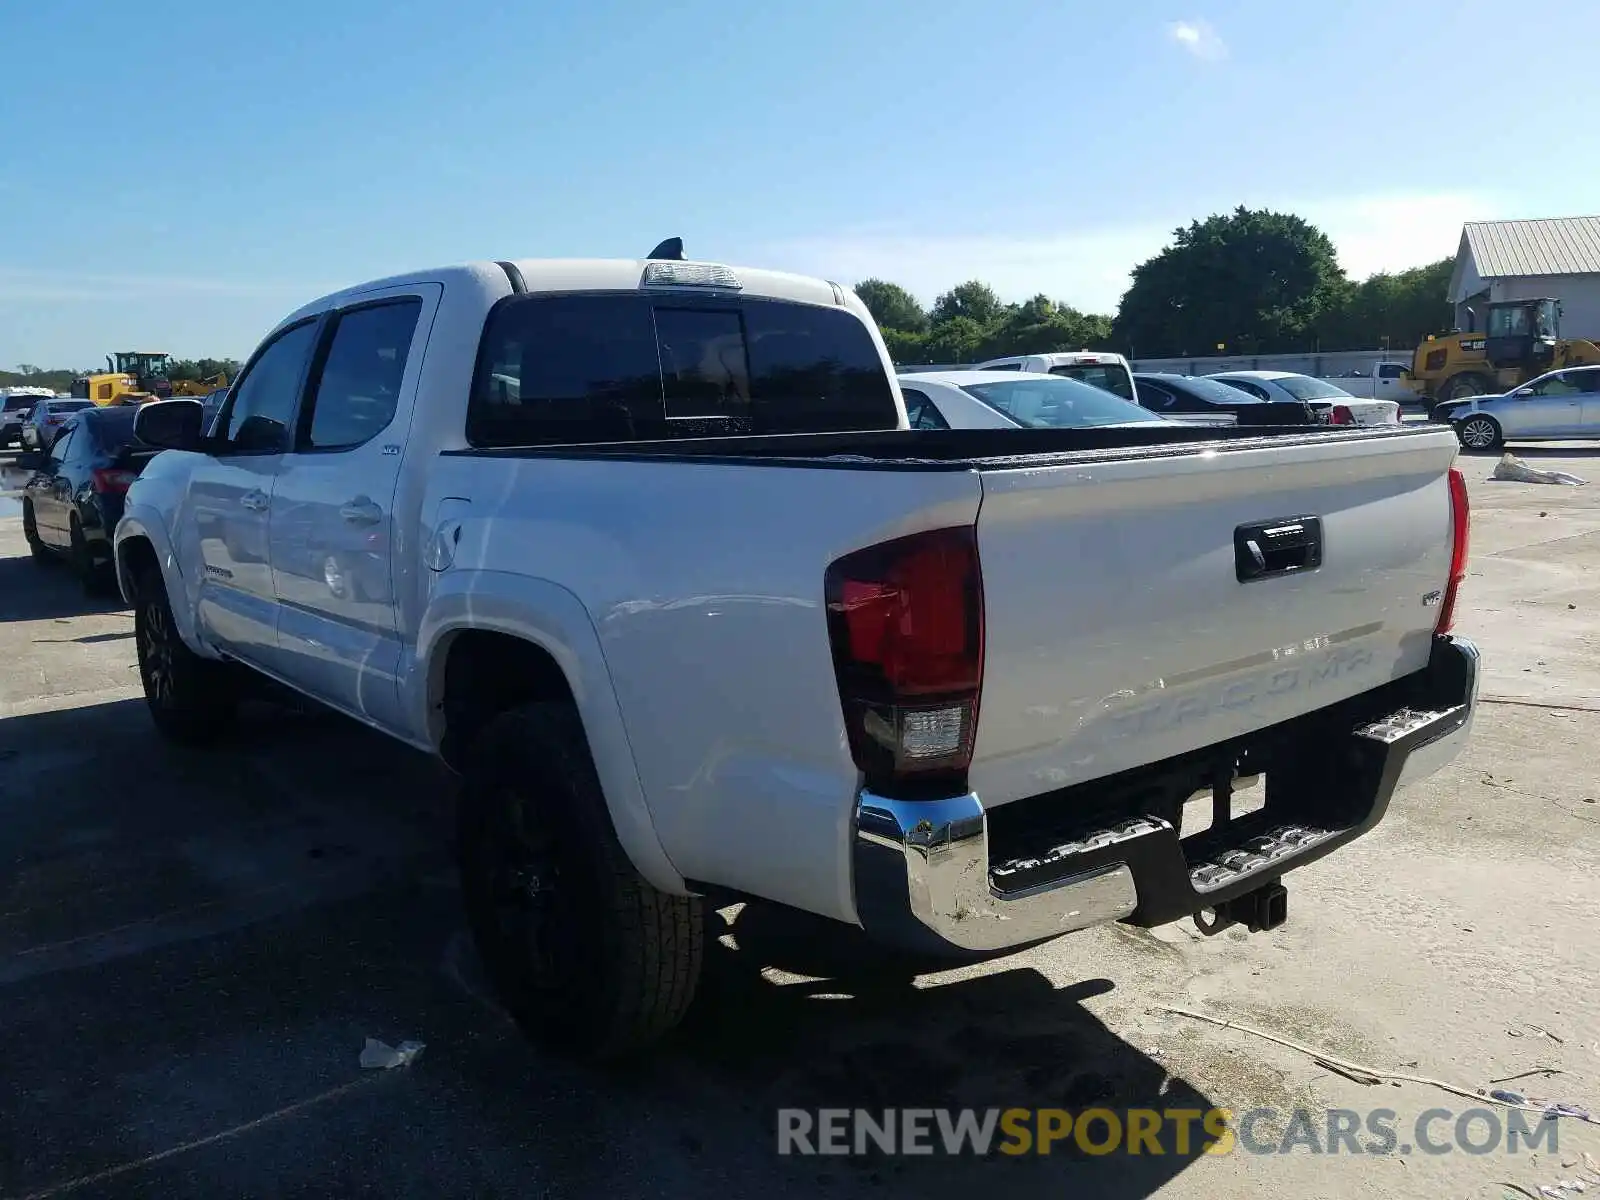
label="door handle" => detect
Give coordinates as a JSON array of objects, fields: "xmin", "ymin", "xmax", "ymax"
[
  {"xmin": 340, "ymin": 497, "xmax": 383, "ymax": 525},
  {"xmin": 1235, "ymin": 516, "xmax": 1323, "ymax": 582},
  {"xmin": 240, "ymin": 491, "xmax": 269, "ymax": 512}
]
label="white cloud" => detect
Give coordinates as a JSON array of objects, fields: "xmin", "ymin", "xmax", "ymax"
[
  {"xmin": 1166, "ymin": 19, "xmax": 1227, "ymax": 62},
  {"xmin": 756, "ymin": 191, "xmax": 1496, "ymax": 314}
]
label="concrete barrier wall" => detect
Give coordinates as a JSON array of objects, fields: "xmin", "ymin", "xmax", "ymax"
[
  {"xmin": 1128, "ymin": 349, "xmax": 1414, "ymax": 378},
  {"xmin": 896, "ymin": 349, "xmax": 1417, "ymax": 379}
]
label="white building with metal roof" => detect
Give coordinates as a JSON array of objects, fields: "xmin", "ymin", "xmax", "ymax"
[{"xmin": 1448, "ymin": 216, "xmax": 1600, "ymax": 338}]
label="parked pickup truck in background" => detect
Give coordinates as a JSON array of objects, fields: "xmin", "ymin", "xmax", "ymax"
[
  {"xmin": 1322, "ymin": 362, "xmax": 1417, "ymax": 405},
  {"xmin": 972, "ymin": 350, "xmax": 1138, "ymax": 404},
  {"xmin": 117, "ymin": 252, "xmax": 1480, "ymax": 1058}
]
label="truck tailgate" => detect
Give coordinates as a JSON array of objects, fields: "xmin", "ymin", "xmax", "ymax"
[{"xmin": 970, "ymin": 427, "xmax": 1461, "ymax": 806}]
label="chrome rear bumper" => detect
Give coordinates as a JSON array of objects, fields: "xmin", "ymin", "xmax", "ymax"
[{"xmin": 853, "ymin": 635, "xmax": 1479, "ymax": 955}]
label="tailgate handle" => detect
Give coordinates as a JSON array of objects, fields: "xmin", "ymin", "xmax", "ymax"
[{"xmin": 1235, "ymin": 516, "xmax": 1323, "ymax": 582}]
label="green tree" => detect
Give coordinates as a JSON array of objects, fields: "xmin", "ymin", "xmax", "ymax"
[
  {"xmin": 931, "ymin": 280, "xmax": 1005, "ymax": 328},
  {"xmin": 853, "ymin": 279, "xmax": 927, "ymax": 332},
  {"xmin": 881, "ymin": 327, "xmax": 932, "ymax": 364},
  {"xmin": 1113, "ymin": 207, "xmax": 1347, "ymax": 357},
  {"xmin": 168, "ymin": 357, "xmax": 242, "ymax": 383},
  {"xmin": 1321, "ymin": 259, "xmax": 1453, "ymax": 350},
  {"xmin": 923, "ymin": 315, "xmax": 987, "ymax": 362},
  {"xmin": 978, "ymin": 296, "xmax": 1114, "ymax": 359}
]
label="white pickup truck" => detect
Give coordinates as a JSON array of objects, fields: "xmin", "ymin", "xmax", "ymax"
[
  {"xmin": 116, "ymin": 251, "xmax": 1480, "ymax": 1058},
  {"xmin": 1323, "ymin": 362, "xmax": 1417, "ymax": 405}
]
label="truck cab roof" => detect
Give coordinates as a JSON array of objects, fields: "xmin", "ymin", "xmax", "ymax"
[{"xmin": 285, "ymin": 258, "xmax": 848, "ymax": 328}]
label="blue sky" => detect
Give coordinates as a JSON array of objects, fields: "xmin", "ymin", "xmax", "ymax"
[{"xmin": 3, "ymin": 0, "xmax": 1597, "ymax": 367}]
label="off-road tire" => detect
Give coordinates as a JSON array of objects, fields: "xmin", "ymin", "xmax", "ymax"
[
  {"xmin": 133, "ymin": 563, "xmax": 239, "ymax": 745},
  {"xmin": 458, "ymin": 702, "xmax": 704, "ymax": 1059},
  {"xmin": 21, "ymin": 501, "xmax": 51, "ymax": 564},
  {"xmin": 1457, "ymin": 415, "xmax": 1504, "ymax": 453},
  {"xmin": 1439, "ymin": 372, "xmax": 1494, "ymax": 403}
]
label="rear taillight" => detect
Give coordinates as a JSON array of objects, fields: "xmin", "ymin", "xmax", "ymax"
[
  {"xmin": 1436, "ymin": 466, "xmax": 1470, "ymax": 634},
  {"xmin": 91, "ymin": 467, "xmax": 137, "ymax": 494},
  {"xmin": 825, "ymin": 526, "xmax": 984, "ymax": 788},
  {"xmin": 1329, "ymin": 405, "xmax": 1354, "ymax": 425}
]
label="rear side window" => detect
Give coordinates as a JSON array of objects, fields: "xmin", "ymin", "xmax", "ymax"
[
  {"xmin": 467, "ymin": 293, "xmax": 897, "ymax": 447},
  {"xmin": 900, "ymin": 387, "xmax": 949, "ymax": 429},
  {"xmin": 302, "ymin": 299, "xmax": 422, "ymax": 450},
  {"xmin": 1135, "ymin": 381, "xmax": 1176, "ymax": 410},
  {"xmin": 1214, "ymin": 377, "xmax": 1269, "ymax": 400}
]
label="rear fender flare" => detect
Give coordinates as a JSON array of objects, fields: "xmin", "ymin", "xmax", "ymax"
[{"xmin": 415, "ymin": 570, "xmax": 687, "ymax": 896}]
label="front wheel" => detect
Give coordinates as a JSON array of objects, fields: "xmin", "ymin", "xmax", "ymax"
[
  {"xmin": 1440, "ymin": 372, "xmax": 1493, "ymax": 403},
  {"xmin": 458, "ymin": 702, "xmax": 705, "ymax": 1059},
  {"xmin": 1457, "ymin": 415, "xmax": 1504, "ymax": 453},
  {"xmin": 134, "ymin": 564, "xmax": 239, "ymax": 744}
]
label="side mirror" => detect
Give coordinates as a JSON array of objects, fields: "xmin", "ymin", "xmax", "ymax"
[
  {"xmin": 133, "ymin": 398, "xmax": 205, "ymax": 451},
  {"xmin": 1512, "ymin": 388, "xmax": 1533, "ymax": 398}
]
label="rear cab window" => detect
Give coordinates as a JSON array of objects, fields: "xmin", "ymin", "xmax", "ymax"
[
  {"xmin": 466, "ymin": 293, "xmax": 899, "ymax": 446},
  {"xmin": 1048, "ymin": 362, "xmax": 1135, "ymax": 402}
]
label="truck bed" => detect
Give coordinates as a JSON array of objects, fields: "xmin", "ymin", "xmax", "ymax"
[{"xmin": 441, "ymin": 421, "xmax": 1432, "ymax": 470}]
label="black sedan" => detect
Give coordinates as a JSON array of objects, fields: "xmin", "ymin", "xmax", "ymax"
[
  {"xmin": 20, "ymin": 405, "xmax": 160, "ymax": 593},
  {"xmin": 1133, "ymin": 372, "xmax": 1316, "ymax": 425}
]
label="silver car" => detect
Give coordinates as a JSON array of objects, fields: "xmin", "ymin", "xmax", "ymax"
[
  {"xmin": 1447, "ymin": 365, "xmax": 1600, "ymax": 451},
  {"xmin": 20, "ymin": 399, "xmax": 94, "ymax": 451}
]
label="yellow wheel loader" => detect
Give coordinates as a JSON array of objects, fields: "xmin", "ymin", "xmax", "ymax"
[{"xmin": 1407, "ymin": 298, "xmax": 1600, "ymax": 412}]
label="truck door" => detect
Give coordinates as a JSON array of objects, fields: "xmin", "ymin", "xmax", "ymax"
[
  {"xmin": 267, "ymin": 286, "xmax": 437, "ymax": 730},
  {"xmin": 1374, "ymin": 363, "xmax": 1409, "ymax": 403},
  {"xmin": 185, "ymin": 318, "xmax": 321, "ymax": 670}
]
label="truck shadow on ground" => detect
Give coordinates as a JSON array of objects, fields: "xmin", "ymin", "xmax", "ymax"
[
  {"xmin": 0, "ymin": 554, "xmax": 128, "ymax": 622},
  {"xmin": 0, "ymin": 696, "xmax": 1216, "ymax": 1200},
  {"xmin": 650, "ymin": 904, "xmax": 1219, "ymax": 1196}
]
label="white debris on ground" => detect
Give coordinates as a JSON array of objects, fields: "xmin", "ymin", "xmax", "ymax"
[
  {"xmin": 359, "ymin": 1038, "xmax": 426, "ymax": 1069},
  {"xmin": 1492, "ymin": 453, "xmax": 1588, "ymax": 486}
]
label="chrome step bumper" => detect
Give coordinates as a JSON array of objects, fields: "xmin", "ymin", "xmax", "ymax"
[{"xmin": 852, "ymin": 636, "xmax": 1479, "ymax": 955}]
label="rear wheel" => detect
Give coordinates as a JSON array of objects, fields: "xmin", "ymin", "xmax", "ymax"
[
  {"xmin": 69, "ymin": 515, "xmax": 116, "ymax": 595},
  {"xmin": 133, "ymin": 564, "xmax": 239, "ymax": 744},
  {"xmin": 21, "ymin": 501, "xmax": 51, "ymax": 564},
  {"xmin": 458, "ymin": 702, "xmax": 704, "ymax": 1059},
  {"xmin": 1457, "ymin": 415, "xmax": 1504, "ymax": 452}
]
